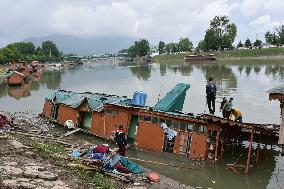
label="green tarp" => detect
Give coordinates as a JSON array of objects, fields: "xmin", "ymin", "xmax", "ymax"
[
  {"xmin": 120, "ymin": 157, "xmax": 143, "ymax": 174},
  {"xmin": 154, "ymin": 83, "xmax": 190, "ymax": 112}
]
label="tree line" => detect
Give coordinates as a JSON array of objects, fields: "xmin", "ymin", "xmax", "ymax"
[
  {"xmin": 0, "ymin": 40, "xmax": 62, "ymax": 64},
  {"xmin": 123, "ymin": 15, "xmax": 284, "ymax": 57}
]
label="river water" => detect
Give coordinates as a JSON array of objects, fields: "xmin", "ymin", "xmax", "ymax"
[{"xmin": 0, "ymin": 59, "xmax": 284, "ymax": 188}]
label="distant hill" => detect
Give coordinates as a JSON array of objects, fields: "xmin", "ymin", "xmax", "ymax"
[{"xmin": 24, "ymin": 35, "xmax": 135, "ymax": 55}]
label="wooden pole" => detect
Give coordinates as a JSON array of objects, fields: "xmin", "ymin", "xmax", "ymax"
[
  {"xmin": 221, "ymin": 135, "xmax": 224, "ymax": 159},
  {"xmin": 256, "ymin": 132, "xmax": 261, "ymax": 164},
  {"xmin": 214, "ymin": 130, "xmax": 220, "ymax": 162},
  {"xmin": 245, "ymin": 128, "xmax": 254, "ymax": 174}
]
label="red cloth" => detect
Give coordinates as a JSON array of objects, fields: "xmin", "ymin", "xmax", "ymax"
[
  {"xmin": 117, "ymin": 142, "xmax": 126, "ymax": 156},
  {"xmin": 114, "ymin": 163, "xmax": 130, "ymax": 173},
  {"xmin": 94, "ymin": 144, "xmax": 109, "ymax": 153}
]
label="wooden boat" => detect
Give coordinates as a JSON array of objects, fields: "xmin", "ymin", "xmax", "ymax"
[{"xmin": 184, "ymin": 54, "xmax": 216, "ymax": 62}]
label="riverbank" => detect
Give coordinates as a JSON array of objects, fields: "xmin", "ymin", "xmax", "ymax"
[
  {"xmin": 153, "ymin": 48, "xmax": 284, "ymax": 63},
  {"xmin": 0, "ymin": 111, "xmax": 194, "ymax": 189}
]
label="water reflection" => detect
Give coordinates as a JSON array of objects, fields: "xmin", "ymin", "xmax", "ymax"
[
  {"xmin": 39, "ymin": 71, "xmax": 62, "ymax": 90},
  {"xmin": 130, "ymin": 65, "xmax": 152, "ymax": 80},
  {"xmin": 196, "ymin": 64, "xmax": 238, "ymax": 96},
  {"xmin": 8, "ymin": 83, "xmax": 31, "ymax": 100},
  {"xmin": 265, "ymin": 64, "xmax": 284, "ymax": 79}
]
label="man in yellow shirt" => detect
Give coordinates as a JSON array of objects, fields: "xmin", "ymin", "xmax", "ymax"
[{"xmin": 229, "ymin": 109, "xmax": 242, "ymax": 123}]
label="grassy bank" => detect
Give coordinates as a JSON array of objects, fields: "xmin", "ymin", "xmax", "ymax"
[
  {"xmin": 153, "ymin": 48, "xmax": 284, "ymax": 63},
  {"xmin": 217, "ymin": 48, "xmax": 284, "ymax": 58}
]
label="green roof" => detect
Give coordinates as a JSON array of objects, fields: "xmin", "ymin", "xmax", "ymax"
[
  {"xmin": 154, "ymin": 83, "xmax": 190, "ymax": 112},
  {"xmin": 46, "ymin": 90, "xmax": 129, "ymax": 111}
]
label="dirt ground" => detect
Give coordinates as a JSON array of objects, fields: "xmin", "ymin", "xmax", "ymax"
[{"xmin": 0, "ymin": 111, "xmax": 194, "ymax": 189}]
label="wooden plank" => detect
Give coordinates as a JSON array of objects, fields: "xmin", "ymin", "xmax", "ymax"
[
  {"xmin": 245, "ymin": 128, "xmax": 254, "ymax": 174},
  {"xmin": 63, "ymin": 128, "xmax": 81, "ymax": 137}
]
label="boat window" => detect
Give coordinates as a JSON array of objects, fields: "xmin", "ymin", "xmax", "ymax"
[
  {"xmin": 143, "ymin": 116, "xmax": 151, "ymax": 122},
  {"xmin": 199, "ymin": 126, "xmax": 207, "ymax": 134},
  {"xmin": 172, "ymin": 120, "xmax": 180, "ymax": 129},
  {"xmin": 193, "ymin": 124, "xmax": 200, "ymax": 133},
  {"xmin": 180, "ymin": 122, "xmax": 187, "ymax": 131},
  {"xmin": 152, "ymin": 117, "xmax": 158, "ymax": 124},
  {"xmin": 105, "ymin": 109, "xmax": 113, "ymax": 114},
  {"xmin": 159, "ymin": 118, "xmax": 165, "ymax": 124},
  {"xmin": 187, "ymin": 124, "xmax": 193, "ymax": 132},
  {"xmin": 166, "ymin": 119, "xmax": 172, "ymax": 128}
]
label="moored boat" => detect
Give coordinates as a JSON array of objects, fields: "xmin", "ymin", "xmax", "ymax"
[{"xmin": 184, "ymin": 54, "xmax": 216, "ymax": 62}]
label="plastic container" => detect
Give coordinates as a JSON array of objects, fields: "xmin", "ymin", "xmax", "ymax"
[{"xmin": 132, "ymin": 91, "xmax": 147, "ymax": 106}]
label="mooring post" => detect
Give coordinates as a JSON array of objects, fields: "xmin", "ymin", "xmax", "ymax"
[{"xmin": 245, "ymin": 128, "xmax": 254, "ymax": 174}]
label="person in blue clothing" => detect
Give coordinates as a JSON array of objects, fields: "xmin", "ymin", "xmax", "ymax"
[{"xmin": 206, "ymin": 77, "xmax": 217, "ymax": 114}]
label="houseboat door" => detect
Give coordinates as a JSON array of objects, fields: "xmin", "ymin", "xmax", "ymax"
[
  {"xmin": 51, "ymin": 104, "xmax": 59, "ymax": 119},
  {"xmin": 82, "ymin": 112, "xmax": 92, "ymax": 130},
  {"xmin": 127, "ymin": 115, "xmax": 138, "ymax": 142}
]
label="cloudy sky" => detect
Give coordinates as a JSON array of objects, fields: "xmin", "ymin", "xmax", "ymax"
[{"xmin": 0, "ymin": 0, "xmax": 283, "ymax": 47}]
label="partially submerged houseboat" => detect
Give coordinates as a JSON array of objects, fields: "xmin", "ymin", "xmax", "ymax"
[
  {"xmin": 42, "ymin": 83, "xmax": 279, "ymax": 173},
  {"xmin": 6, "ymin": 71, "xmax": 26, "ymax": 86}
]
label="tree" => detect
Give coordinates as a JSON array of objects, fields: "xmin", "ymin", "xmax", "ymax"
[
  {"xmin": 196, "ymin": 40, "xmax": 206, "ymax": 52},
  {"xmin": 237, "ymin": 40, "xmax": 243, "ymax": 48},
  {"xmin": 1, "ymin": 46, "xmax": 20, "ymax": 64},
  {"xmin": 253, "ymin": 39, "xmax": 262, "ymax": 48},
  {"xmin": 276, "ymin": 25, "xmax": 284, "ymax": 45},
  {"xmin": 42, "ymin": 40, "xmax": 60, "ymax": 57},
  {"xmin": 244, "ymin": 38, "xmax": 252, "ymax": 48},
  {"xmin": 178, "ymin": 38, "xmax": 193, "ymax": 52},
  {"xmin": 118, "ymin": 49, "xmax": 128, "ymax": 53},
  {"xmin": 265, "ymin": 31, "xmax": 279, "ymax": 45},
  {"xmin": 135, "ymin": 39, "xmax": 150, "ymax": 57},
  {"xmin": 127, "ymin": 39, "xmax": 150, "ymax": 58},
  {"xmin": 203, "ymin": 15, "xmax": 237, "ymax": 51},
  {"xmin": 158, "ymin": 41, "xmax": 165, "ymax": 55}
]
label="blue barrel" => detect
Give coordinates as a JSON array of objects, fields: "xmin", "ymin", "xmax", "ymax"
[{"xmin": 132, "ymin": 91, "xmax": 147, "ymax": 106}]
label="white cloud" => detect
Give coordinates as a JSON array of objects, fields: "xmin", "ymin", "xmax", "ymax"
[
  {"xmin": 0, "ymin": 0, "xmax": 282, "ymax": 47},
  {"xmin": 249, "ymin": 15, "xmax": 283, "ymax": 34},
  {"xmin": 49, "ymin": 2, "xmax": 138, "ymax": 38}
]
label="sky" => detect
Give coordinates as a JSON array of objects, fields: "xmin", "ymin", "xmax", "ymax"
[{"xmin": 0, "ymin": 0, "xmax": 284, "ymax": 47}]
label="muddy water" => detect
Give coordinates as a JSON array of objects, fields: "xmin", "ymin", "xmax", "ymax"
[{"xmin": 1, "ymin": 60, "xmax": 284, "ymax": 188}]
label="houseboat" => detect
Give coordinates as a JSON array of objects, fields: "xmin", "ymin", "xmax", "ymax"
[
  {"xmin": 184, "ymin": 54, "xmax": 216, "ymax": 62},
  {"xmin": 7, "ymin": 71, "xmax": 26, "ymax": 86},
  {"xmin": 42, "ymin": 83, "xmax": 279, "ymax": 173}
]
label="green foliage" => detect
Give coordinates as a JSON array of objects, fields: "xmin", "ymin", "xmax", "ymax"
[
  {"xmin": 265, "ymin": 31, "xmax": 279, "ymax": 45},
  {"xmin": 158, "ymin": 41, "xmax": 165, "ymax": 55},
  {"xmin": 0, "ymin": 40, "xmax": 62, "ymax": 64},
  {"xmin": 237, "ymin": 40, "xmax": 243, "ymax": 48},
  {"xmin": 178, "ymin": 38, "xmax": 193, "ymax": 52},
  {"xmin": 276, "ymin": 25, "xmax": 284, "ymax": 45},
  {"xmin": 165, "ymin": 42, "xmax": 178, "ymax": 54},
  {"xmin": 118, "ymin": 49, "xmax": 128, "ymax": 53},
  {"xmin": 253, "ymin": 39, "xmax": 262, "ymax": 48},
  {"xmin": 196, "ymin": 40, "xmax": 206, "ymax": 52},
  {"xmin": 203, "ymin": 15, "xmax": 237, "ymax": 51},
  {"xmin": 244, "ymin": 38, "xmax": 252, "ymax": 48},
  {"xmin": 128, "ymin": 39, "xmax": 150, "ymax": 58},
  {"xmin": 42, "ymin": 40, "xmax": 60, "ymax": 57}
]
